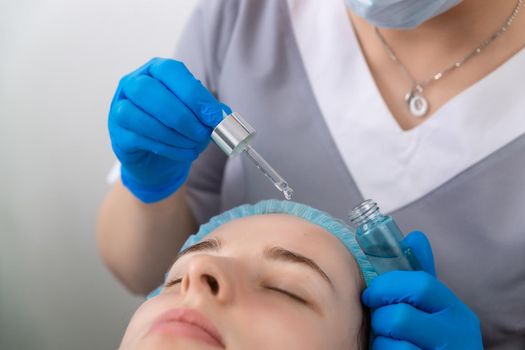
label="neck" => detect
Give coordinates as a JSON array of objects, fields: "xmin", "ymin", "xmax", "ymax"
[
  {"xmin": 350, "ymin": 0, "xmax": 524, "ymax": 53},
  {"xmin": 347, "ymin": 0, "xmax": 525, "ymax": 130},
  {"xmin": 367, "ymin": 0, "xmax": 522, "ymax": 53},
  {"xmin": 348, "ymin": 0, "xmax": 525, "ymax": 80}
]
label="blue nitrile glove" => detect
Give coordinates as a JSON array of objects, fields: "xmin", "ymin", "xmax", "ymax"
[
  {"xmin": 108, "ymin": 57, "xmax": 231, "ymax": 203},
  {"xmin": 362, "ymin": 231, "xmax": 483, "ymax": 350}
]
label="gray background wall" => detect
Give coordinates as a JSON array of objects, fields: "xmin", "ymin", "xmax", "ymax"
[{"xmin": 0, "ymin": 0, "xmax": 198, "ymax": 348}]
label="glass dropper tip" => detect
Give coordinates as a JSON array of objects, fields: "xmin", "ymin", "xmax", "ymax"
[
  {"xmin": 280, "ymin": 183, "xmax": 294, "ymax": 200},
  {"xmin": 243, "ymin": 145, "xmax": 294, "ymax": 200}
]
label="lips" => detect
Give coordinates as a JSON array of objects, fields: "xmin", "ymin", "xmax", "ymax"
[{"xmin": 150, "ymin": 308, "xmax": 224, "ymax": 348}]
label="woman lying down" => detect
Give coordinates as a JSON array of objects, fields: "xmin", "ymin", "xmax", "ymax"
[{"xmin": 119, "ymin": 199, "xmax": 379, "ymax": 350}]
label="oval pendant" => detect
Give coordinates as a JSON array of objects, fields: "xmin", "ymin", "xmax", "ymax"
[{"xmin": 405, "ymin": 91, "xmax": 429, "ymax": 118}]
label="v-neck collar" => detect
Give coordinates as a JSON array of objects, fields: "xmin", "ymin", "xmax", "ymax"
[{"xmin": 287, "ymin": 0, "xmax": 525, "ymax": 212}]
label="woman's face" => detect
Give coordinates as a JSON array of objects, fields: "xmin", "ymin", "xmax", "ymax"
[{"xmin": 120, "ymin": 214, "xmax": 365, "ymax": 350}]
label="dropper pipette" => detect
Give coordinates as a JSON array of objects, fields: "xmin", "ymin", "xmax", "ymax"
[
  {"xmin": 211, "ymin": 111, "xmax": 294, "ymax": 200},
  {"xmin": 243, "ymin": 145, "xmax": 294, "ymax": 200}
]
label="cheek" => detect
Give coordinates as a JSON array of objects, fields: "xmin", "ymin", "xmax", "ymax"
[
  {"xmin": 235, "ymin": 297, "xmax": 363, "ymax": 350},
  {"xmin": 230, "ymin": 295, "xmax": 330, "ymax": 350},
  {"xmin": 119, "ymin": 303, "xmax": 149, "ymax": 350},
  {"xmin": 119, "ymin": 297, "xmax": 173, "ymax": 350},
  {"xmin": 325, "ymin": 299, "xmax": 365, "ymax": 349}
]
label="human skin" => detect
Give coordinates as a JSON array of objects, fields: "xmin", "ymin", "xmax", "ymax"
[
  {"xmin": 119, "ymin": 214, "xmax": 365, "ymax": 350},
  {"xmin": 350, "ymin": 0, "xmax": 525, "ymax": 130}
]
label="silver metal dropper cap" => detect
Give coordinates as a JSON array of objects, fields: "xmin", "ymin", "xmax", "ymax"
[{"xmin": 211, "ymin": 112, "xmax": 256, "ymax": 156}]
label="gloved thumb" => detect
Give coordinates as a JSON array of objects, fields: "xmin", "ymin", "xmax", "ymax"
[
  {"xmin": 220, "ymin": 103, "xmax": 233, "ymax": 115},
  {"xmin": 403, "ymin": 231, "xmax": 436, "ymax": 277}
]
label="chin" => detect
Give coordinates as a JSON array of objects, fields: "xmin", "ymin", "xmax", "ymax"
[{"xmin": 121, "ymin": 334, "xmax": 219, "ymax": 350}]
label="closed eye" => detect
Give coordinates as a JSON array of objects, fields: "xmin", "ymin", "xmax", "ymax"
[
  {"xmin": 266, "ymin": 286, "xmax": 307, "ymax": 304},
  {"xmin": 165, "ymin": 278, "xmax": 182, "ymax": 288},
  {"xmin": 166, "ymin": 278, "xmax": 308, "ymax": 305}
]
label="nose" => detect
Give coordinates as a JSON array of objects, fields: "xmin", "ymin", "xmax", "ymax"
[{"xmin": 180, "ymin": 255, "xmax": 234, "ymax": 304}]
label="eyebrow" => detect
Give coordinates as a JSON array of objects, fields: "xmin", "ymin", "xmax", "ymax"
[
  {"xmin": 176, "ymin": 238, "xmax": 334, "ymax": 289},
  {"xmin": 177, "ymin": 238, "xmax": 222, "ymax": 259},
  {"xmin": 263, "ymin": 246, "xmax": 334, "ymax": 289}
]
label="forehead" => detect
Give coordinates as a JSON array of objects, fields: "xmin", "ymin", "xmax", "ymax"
[
  {"xmin": 206, "ymin": 214, "xmax": 361, "ymax": 289},
  {"xmin": 208, "ymin": 214, "xmax": 343, "ymax": 249}
]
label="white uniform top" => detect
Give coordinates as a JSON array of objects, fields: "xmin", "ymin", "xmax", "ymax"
[{"xmin": 289, "ymin": 0, "xmax": 525, "ymax": 213}]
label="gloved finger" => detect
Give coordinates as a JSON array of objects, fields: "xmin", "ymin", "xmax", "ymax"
[
  {"xmin": 121, "ymin": 74, "xmax": 212, "ymax": 143},
  {"xmin": 148, "ymin": 58, "xmax": 227, "ymax": 128},
  {"xmin": 372, "ymin": 336, "xmax": 422, "ymax": 350},
  {"xmin": 111, "ymin": 99, "xmax": 200, "ymax": 150},
  {"xmin": 362, "ymin": 270, "xmax": 457, "ymax": 312},
  {"xmin": 220, "ymin": 103, "xmax": 233, "ymax": 115},
  {"xmin": 372, "ymin": 303, "xmax": 443, "ymax": 349},
  {"xmin": 403, "ymin": 231, "xmax": 436, "ymax": 276},
  {"xmin": 111, "ymin": 58, "xmax": 158, "ymax": 106},
  {"xmin": 111, "ymin": 127, "xmax": 199, "ymax": 163}
]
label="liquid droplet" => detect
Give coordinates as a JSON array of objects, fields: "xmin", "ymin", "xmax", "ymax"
[{"xmin": 281, "ymin": 185, "xmax": 294, "ymax": 200}]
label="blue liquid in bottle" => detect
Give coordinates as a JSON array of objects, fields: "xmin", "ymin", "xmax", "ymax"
[{"xmin": 349, "ymin": 199, "xmax": 422, "ymax": 275}]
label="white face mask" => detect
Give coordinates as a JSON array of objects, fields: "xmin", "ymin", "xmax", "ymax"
[{"xmin": 346, "ymin": 0, "xmax": 462, "ymax": 29}]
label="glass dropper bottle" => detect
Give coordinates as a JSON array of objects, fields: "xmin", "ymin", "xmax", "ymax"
[
  {"xmin": 349, "ymin": 199, "xmax": 421, "ymax": 274},
  {"xmin": 211, "ymin": 111, "xmax": 294, "ymax": 200}
]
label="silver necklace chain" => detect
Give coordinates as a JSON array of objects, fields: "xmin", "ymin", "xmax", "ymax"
[{"xmin": 374, "ymin": 0, "xmax": 523, "ymax": 118}]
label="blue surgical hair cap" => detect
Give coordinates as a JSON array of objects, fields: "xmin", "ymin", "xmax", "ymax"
[
  {"xmin": 185, "ymin": 199, "xmax": 376, "ymax": 284},
  {"xmin": 147, "ymin": 199, "xmax": 377, "ymax": 299}
]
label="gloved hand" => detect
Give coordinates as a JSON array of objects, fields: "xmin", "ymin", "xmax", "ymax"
[
  {"xmin": 108, "ymin": 57, "xmax": 231, "ymax": 203},
  {"xmin": 362, "ymin": 231, "xmax": 483, "ymax": 350}
]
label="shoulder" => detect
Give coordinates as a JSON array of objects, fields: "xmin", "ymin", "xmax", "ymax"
[
  {"xmin": 177, "ymin": 0, "xmax": 293, "ymax": 90},
  {"xmin": 192, "ymin": 0, "xmax": 290, "ymax": 36}
]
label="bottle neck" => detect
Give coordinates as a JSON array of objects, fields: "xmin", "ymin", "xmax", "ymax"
[{"xmin": 349, "ymin": 199, "xmax": 384, "ymax": 227}]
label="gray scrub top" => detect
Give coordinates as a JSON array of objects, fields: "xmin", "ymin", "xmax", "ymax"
[{"xmin": 175, "ymin": 1, "xmax": 525, "ymax": 348}]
